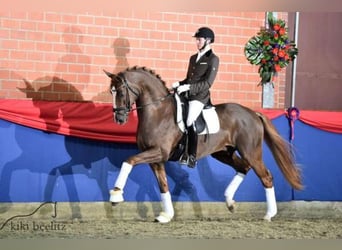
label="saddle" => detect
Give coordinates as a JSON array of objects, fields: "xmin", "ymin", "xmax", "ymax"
[{"xmin": 174, "ymin": 93, "xmax": 220, "ymax": 135}]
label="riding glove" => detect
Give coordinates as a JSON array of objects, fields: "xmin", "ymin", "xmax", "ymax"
[
  {"xmin": 172, "ymin": 81, "xmax": 180, "ymax": 88},
  {"xmin": 177, "ymin": 84, "xmax": 190, "ymax": 94}
]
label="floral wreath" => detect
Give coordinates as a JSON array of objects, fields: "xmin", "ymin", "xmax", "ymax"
[{"xmin": 244, "ymin": 12, "xmax": 298, "ymax": 85}]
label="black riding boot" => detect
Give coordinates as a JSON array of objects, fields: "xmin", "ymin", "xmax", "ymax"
[
  {"xmin": 187, "ymin": 125, "xmax": 198, "ymax": 167},
  {"xmin": 179, "ymin": 125, "xmax": 198, "ymax": 168}
]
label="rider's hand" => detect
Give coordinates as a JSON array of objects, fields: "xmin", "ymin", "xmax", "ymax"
[
  {"xmin": 172, "ymin": 82, "xmax": 180, "ymax": 89},
  {"xmin": 177, "ymin": 84, "xmax": 190, "ymax": 94}
]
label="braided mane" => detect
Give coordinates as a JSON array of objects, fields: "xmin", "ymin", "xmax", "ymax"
[{"xmin": 123, "ymin": 66, "xmax": 167, "ymax": 86}]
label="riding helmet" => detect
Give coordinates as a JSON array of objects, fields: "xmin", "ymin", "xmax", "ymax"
[{"xmin": 193, "ymin": 27, "xmax": 215, "ymax": 43}]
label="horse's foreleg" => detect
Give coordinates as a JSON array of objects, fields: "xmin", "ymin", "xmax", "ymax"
[
  {"xmin": 150, "ymin": 163, "xmax": 174, "ymax": 223},
  {"xmin": 109, "ymin": 148, "xmax": 164, "ymax": 205},
  {"xmin": 156, "ymin": 191, "xmax": 174, "ymax": 223},
  {"xmin": 110, "ymin": 162, "xmax": 132, "ymax": 204}
]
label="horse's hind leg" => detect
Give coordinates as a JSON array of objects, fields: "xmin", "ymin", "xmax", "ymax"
[
  {"xmin": 149, "ymin": 163, "xmax": 174, "ymax": 223},
  {"xmin": 252, "ymin": 160, "xmax": 277, "ymax": 221},
  {"xmin": 245, "ymin": 150, "xmax": 277, "ymax": 221},
  {"xmin": 211, "ymin": 149, "xmax": 251, "ymax": 213}
]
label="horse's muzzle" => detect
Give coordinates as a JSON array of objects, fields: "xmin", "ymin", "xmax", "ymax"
[{"xmin": 114, "ymin": 112, "xmax": 128, "ymax": 125}]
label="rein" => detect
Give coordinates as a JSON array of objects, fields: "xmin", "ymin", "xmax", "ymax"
[{"xmin": 131, "ymin": 93, "xmax": 172, "ymax": 111}]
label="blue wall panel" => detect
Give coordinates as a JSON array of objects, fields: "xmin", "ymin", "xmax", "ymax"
[
  {"xmin": 1, "ymin": 116, "xmax": 341, "ymax": 203},
  {"xmin": 293, "ymin": 120, "xmax": 342, "ymax": 201}
]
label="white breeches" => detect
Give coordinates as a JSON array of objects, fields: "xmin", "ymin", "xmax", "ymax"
[{"xmin": 187, "ymin": 100, "xmax": 204, "ymax": 127}]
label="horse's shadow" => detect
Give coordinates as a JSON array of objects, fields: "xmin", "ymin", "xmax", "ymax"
[
  {"xmin": 1, "ymin": 32, "xmax": 202, "ymax": 218},
  {"xmin": 0, "ymin": 74, "xmax": 202, "ymax": 219},
  {"xmin": 42, "ymin": 137, "xmax": 163, "ymax": 219},
  {"xmin": 197, "ymin": 157, "xmax": 229, "ymax": 200},
  {"xmin": 0, "ymin": 120, "xmax": 202, "ymax": 219},
  {"xmin": 42, "ymin": 138, "xmax": 203, "ymax": 219},
  {"xmin": 0, "ymin": 75, "xmax": 154, "ymax": 219}
]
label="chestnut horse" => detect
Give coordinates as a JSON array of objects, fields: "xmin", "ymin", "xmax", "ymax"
[{"xmin": 104, "ymin": 66, "xmax": 302, "ymax": 223}]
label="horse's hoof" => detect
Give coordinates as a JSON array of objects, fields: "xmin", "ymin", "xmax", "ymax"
[
  {"xmin": 228, "ymin": 205, "xmax": 235, "ymax": 213},
  {"xmin": 225, "ymin": 200, "xmax": 235, "ymax": 213},
  {"xmin": 263, "ymin": 212, "xmax": 276, "ymax": 222},
  {"xmin": 263, "ymin": 215, "xmax": 272, "ymax": 222},
  {"xmin": 111, "ymin": 202, "xmax": 120, "ymax": 207},
  {"xmin": 154, "ymin": 212, "xmax": 173, "ymax": 224},
  {"xmin": 109, "ymin": 189, "xmax": 124, "ymax": 204}
]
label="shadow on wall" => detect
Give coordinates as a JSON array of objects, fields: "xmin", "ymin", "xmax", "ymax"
[
  {"xmin": 0, "ymin": 119, "xmax": 203, "ymax": 219},
  {"xmin": 92, "ymin": 37, "xmax": 131, "ymax": 103},
  {"xmin": 0, "ymin": 34, "xmax": 203, "ymax": 219}
]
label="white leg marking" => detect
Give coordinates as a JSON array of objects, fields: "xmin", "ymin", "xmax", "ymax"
[
  {"xmin": 155, "ymin": 191, "xmax": 174, "ymax": 223},
  {"xmin": 109, "ymin": 189, "xmax": 124, "ymax": 203},
  {"xmin": 114, "ymin": 162, "xmax": 133, "ymax": 190},
  {"xmin": 109, "ymin": 162, "xmax": 132, "ymax": 203},
  {"xmin": 264, "ymin": 187, "xmax": 277, "ymax": 221},
  {"xmin": 224, "ymin": 173, "xmax": 245, "ymax": 207}
]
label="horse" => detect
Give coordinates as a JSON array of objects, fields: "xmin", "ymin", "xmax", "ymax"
[{"xmin": 104, "ymin": 66, "xmax": 302, "ymax": 223}]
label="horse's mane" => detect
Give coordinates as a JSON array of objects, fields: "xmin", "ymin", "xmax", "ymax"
[{"xmin": 122, "ymin": 66, "xmax": 167, "ymax": 87}]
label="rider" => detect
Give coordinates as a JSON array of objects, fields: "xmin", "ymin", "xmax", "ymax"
[{"xmin": 172, "ymin": 27, "xmax": 219, "ymax": 168}]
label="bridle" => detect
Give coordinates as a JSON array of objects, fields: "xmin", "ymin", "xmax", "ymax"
[
  {"xmin": 111, "ymin": 75, "xmax": 172, "ymax": 116},
  {"xmin": 111, "ymin": 75, "xmax": 139, "ymax": 115}
]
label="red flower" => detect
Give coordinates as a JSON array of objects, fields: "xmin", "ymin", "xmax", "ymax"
[
  {"xmin": 273, "ymin": 24, "xmax": 280, "ymax": 31},
  {"xmin": 279, "ymin": 28, "xmax": 286, "ymax": 36},
  {"xmin": 278, "ymin": 50, "xmax": 286, "ymax": 58},
  {"xmin": 272, "ymin": 48, "xmax": 279, "ymax": 54},
  {"xmin": 273, "ymin": 56, "xmax": 279, "ymax": 61},
  {"xmin": 274, "ymin": 33, "xmax": 279, "ymax": 39},
  {"xmin": 261, "ymin": 59, "xmax": 267, "ymax": 64},
  {"xmin": 263, "ymin": 40, "xmax": 270, "ymax": 46},
  {"xmin": 274, "ymin": 64, "xmax": 281, "ymax": 72}
]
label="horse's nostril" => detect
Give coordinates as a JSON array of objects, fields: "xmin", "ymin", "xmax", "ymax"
[{"xmin": 115, "ymin": 115, "xmax": 125, "ymax": 124}]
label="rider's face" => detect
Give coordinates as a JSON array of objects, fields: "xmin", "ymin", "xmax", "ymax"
[{"xmin": 196, "ymin": 37, "xmax": 206, "ymax": 50}]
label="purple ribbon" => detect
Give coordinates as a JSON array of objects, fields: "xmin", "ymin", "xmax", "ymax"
[{"xmin": 286, "ymin": 107, "xmax": 300, "ymax": 141}]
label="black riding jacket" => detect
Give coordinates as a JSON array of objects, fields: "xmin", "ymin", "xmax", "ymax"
[{"xmin": 180, "ymin": 49, "xmax": 219, "ymax": 105}]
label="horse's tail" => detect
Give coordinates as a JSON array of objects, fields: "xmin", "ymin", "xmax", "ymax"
[{"xmin": 256, "ymin": 112, "xmax": 303, "ymax": 190}]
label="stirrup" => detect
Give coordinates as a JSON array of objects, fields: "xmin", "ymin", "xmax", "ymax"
[
  {"xmin": 179, "ymin": 154, "xmax": 197, "ymax": 168},
  {"xmin": 187, "ymin": 155, "xmax": 197, "ymax": 168},
  {"xmin": 179, "ymin": 154, "xmax": 189, "ymax": 165}
]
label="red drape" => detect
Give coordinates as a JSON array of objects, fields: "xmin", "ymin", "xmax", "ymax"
[
  {"xmin": 1, "ymin": 99, "xmax": 341, "ymax": 143},
  {"xmin": 0, "ymin": 99, "xmax": 137, "ymax": 143},
  {"xmin": 299, "ymin": 110, "xmax": 342, "ymax": 134}
]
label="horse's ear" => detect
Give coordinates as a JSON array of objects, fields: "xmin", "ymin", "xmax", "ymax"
[
  {"xmin": 17, "ymin": 78, "xmax": 34, "ymax": 93},
  {"xmin": 103, "ymin": 69, "xmax": 114, "ymax": 78}
]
